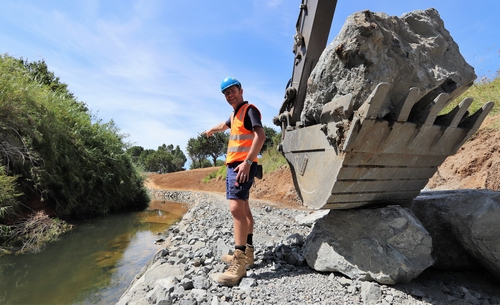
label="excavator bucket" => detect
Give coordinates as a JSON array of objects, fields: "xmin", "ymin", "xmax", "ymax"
[
  {"xmin": 275, "ymin": 1, "xmax": 495, "ymax": 209},
  {"xmin": 281, "ymin": 83, "xmax": 494, "ymax": 209}
]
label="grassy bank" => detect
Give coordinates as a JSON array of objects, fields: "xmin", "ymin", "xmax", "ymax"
[{"xmin": 442, "ymin": 75, "xmax": 499, "ymax": 128}]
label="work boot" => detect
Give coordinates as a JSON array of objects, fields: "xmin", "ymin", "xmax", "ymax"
[
  {"xmin": 221, "ymin": 244, "xmax": 255, "ymax": 269},
  {"xmin": 215, "ymin": 249, "xmax": 247, "ymax": 286}
]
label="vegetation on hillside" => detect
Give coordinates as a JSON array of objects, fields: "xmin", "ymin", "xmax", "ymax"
[
  {"xmin": 0, "ymin": 55, "xmax": 149, "ymax": 253},
  {"xmin": 259, "ymin": 129, "xmax": 288, "ymax": 172},
  {"xmin": 442, "ymin": 71, "xmax": 500, "ymax": 124},
  {"xmin": 126, "ymin": 144, "xmax": 187, "ymax": 173}
]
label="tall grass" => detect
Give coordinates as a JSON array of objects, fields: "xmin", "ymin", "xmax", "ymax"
[
  {"xmin": 0, "ymin": 55, "xmax": 150, "ymax": 220},
  {"xmin": 1, "ymin": 54, "xmax": 151, "ymax": 253},
  {"xmin": 259, "ymin": 145, "xmax": 288, "ymax": 173},
  {"xmin": 441, "ymin": 74, "xmax": 499, "ymax": 127},
  {"xmin": 202, "ymin": 166, "xmax": 226, "ymax": 183}
]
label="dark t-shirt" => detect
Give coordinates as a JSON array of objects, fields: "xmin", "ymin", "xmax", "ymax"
[{"xmin": 225, "ymin": 101, "xmax": 263, "ymax": 131}]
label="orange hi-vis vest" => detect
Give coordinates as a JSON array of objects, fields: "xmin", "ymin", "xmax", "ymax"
[{"xmin": 226, "ymin": 103, "xmax": 259, "ymax": 164}]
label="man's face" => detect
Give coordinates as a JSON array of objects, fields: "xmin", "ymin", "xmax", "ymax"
[{"xmin": 223, "ymin": 85, "xmax": 243, "ymax": 106}]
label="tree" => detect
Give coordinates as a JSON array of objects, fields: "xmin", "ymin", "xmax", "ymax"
[
  {"xmin": 127, "ymin": 146, "xmax": 144, "ymax": 157},
  {"xmin": 186, "ymin": 137, "xmax": 207, "ymax": 169},
  {"xmin": 262, "ymin": 126, "xmax": 278, "ymax": 153},
  {"xmin": 126, "ymin": 146, "xmax": 144, "ymax": 163},
  {"xmin": 171, "ymin": 145, "xmax": 187, "ymax": 171},
  {"xmin": 19, "ymin": 58, "xmax": 89, "ymax": 113},
  {"xmin": 203, "ymin": 132, "xmax": 229, "ymax": 166},
  {"xmin": 20, "ymin": 59, "xmax": 72, "ymax": 98},
  {"xmin": 128, "ymin": 144, "xmax": 186, "ymax": 173},
  {"xmin": 186, "ymin": 132, "xmax": 228, "ymax": 167},
  {"xmin": 144, "ymin": 149, "xmax": 173, "ymax": 173},
  {"xmin": 189, "ymin": 158, "xmax": 212, "ymax": 170}
]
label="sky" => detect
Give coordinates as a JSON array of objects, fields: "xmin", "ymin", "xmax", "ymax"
[{"xmin": 1, "ymin": 0, "xmax": 499, "ymax": 153}]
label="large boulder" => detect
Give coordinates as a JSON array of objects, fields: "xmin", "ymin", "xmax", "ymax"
[
  {"xmin": 404, "ymin": 190, "xmax": 500, "ymax": 277},
  {"xmin": 301, "ymin": 8, "xmax": 476, "ymax": 126},
  {"xmin": 302, "ymin": 206, "xmax": 434, "ymax": 285}
]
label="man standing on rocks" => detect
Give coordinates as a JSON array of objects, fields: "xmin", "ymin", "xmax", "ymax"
[{"xmin": 204, "ymin": 77, "xmax": 266, "ymax": 286}]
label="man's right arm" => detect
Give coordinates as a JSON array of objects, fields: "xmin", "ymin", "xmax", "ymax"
[{"xmin": 205, "ymin": 122, "xmax": 229, "ymax": 137}]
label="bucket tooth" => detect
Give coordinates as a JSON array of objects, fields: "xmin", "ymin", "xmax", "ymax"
[
  {"xmin": 405, "ymin": 93, "xmax": 449, "ymax": 151},
  {"xmin": 411, "ymin": 93, "xmax": 449, "ymax": 124},
  {"xmin": 454, "ymin": 101, "xmax": 495, "ymax": 151},
  {"xmin": 342, "ymin": 116, "xmax": 361, "ymax": 151},
  {"xmin": 435, "ymin": 98, "xmax": 473, "ymax": 127},
  {"xmin": 431, "ymin": 98, "xmax": 473, "ymax": 148},
  {"xmin": 356, "ymin": 83, "xmax": 390, "ymax": 123},
  {"xmin": 394, "ymin": 87, "xmax": 420, "ymax": 122},
  {"xmin": 459, "ymin": 101, "xmax": 495, "ymax": 130},
  {"xmin": 423, "ymin": 93, "xmax": 450, "ymax": 125}
]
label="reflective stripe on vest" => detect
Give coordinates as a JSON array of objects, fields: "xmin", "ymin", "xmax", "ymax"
[{"xmin": 226, "ymin": 103, "xmax": 259, "ymax": 164}]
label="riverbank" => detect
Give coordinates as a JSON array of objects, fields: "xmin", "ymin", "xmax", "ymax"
[{"xmin": 118, "ymin": 188, "xmax": 500, "ymax": 305}]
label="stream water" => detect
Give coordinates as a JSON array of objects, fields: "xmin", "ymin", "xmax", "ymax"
[{"xmin": 0, "ymin": 200, "xmax": 189, "ymax": 305}]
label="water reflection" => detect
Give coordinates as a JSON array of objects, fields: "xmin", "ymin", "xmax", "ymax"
[{"xmin": 0, "ymin": 200, "xmax": 188, "ymax": 305}]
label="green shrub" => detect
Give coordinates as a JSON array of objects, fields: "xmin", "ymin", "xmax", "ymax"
[
  {"xmin": 0, "ymin": 54, "xmax": 149, "ymax": 219},
  {"xmin": 0, "ymin": 167, "xmax": 21, "ymax": 222},
  {"xmin": 260, "ymin": 148, "xmax": 288, "ymax": 173}
]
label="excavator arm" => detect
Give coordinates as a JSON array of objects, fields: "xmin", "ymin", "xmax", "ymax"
[{"xmin": 275, "ymin": 0, "xmax": 338, "ymax": 129}]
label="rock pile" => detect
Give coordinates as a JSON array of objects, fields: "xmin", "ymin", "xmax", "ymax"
[{"xmin": 117, "ymin": 191, "xmax": 499, "ymax": 305}]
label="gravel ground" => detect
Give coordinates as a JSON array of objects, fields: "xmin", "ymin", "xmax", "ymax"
[{"xmin": 118, "ymin": 191, "xmax": 500, "ymax": 305}]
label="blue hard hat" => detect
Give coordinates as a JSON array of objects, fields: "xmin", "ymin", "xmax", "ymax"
[{"xmin": 220, "ymin": 77, "xmax": 241, "ymax": 92}]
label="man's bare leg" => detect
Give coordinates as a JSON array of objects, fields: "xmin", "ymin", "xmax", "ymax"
[
  {"xmin": 229, "ymin": 198, "xmax": 248, "ymax": 246},
  {"xmin": 242, "ymin": 199, "xmax": 254, "ymax": 237},
  {"xmin": 215, "ymin": 198, "xmax": 249, "ymax": 286},
  {"xmin": 221, "ymin": 199, "xmax": 255, "ymax": 269}
]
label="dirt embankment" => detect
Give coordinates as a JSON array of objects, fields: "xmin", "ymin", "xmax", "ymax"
[
  {"xmin": 147, "ymin": 114, "xmax": 500, "ymax": 203},
  {"xmin": 427, "ymin": 116, "xmax": 500, "ymax": 191}
]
